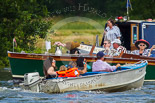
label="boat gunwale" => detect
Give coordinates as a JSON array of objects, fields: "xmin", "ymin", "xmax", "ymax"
[
  {"xmin": 8, "ymin": 51, "xmax": 96, "ymax": 58},
  {"xmin": 8, "ymin": 52, "xmax": 155, "ymax": 65},
  {"xmin": 8, "ymin": 51, "xmax": 155, "ymax": 61}
]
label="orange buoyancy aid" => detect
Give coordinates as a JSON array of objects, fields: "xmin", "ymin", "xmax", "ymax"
[{"xmin": 56, "ymin": 68, "xmax": 80, "ymax": 77}]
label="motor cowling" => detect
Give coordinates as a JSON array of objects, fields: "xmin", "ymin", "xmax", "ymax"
[{"xmin": 24, "ymin": 72, "xmax": 40, "ymax": 85}]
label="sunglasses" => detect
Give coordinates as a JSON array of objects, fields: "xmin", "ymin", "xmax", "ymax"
[
  {"xmin": 103, "ymin": 43, "xmax": 108, "ymax": 45},
  {"xmin": 139, "ymin": 45, "xmax": 146, "ymax": 47}
]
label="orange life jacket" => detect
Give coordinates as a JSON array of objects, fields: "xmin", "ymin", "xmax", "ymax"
[{"xmin": 56, "ymin": 68, "xmax": 80, "ymax": 77}]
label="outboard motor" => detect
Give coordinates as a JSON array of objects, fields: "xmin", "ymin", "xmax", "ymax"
[
  {"xmin": 21, "ymin": 72, "xmax": 41, "ymax": 92},
  {"xmin": 24, "ymin": 72, "xmax": 40, "ymax": 85}
]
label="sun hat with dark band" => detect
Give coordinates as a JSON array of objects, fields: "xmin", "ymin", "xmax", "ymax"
[{"xmin": 135, "ymin": 39, "xmax": 150, "ymax": 49}]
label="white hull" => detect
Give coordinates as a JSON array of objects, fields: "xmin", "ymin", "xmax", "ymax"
[{"xmin": 22, "ymin": 61, "xmax": 147, "ymax": 93}]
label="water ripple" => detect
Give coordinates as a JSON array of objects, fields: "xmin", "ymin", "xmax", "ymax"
[{"xmin": 0, "ymin": 71, "xmax": 155, "ymax": 103}]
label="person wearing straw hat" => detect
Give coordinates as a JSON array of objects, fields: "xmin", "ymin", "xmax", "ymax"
[{"xmin": 132, "ymin": 39, "xmax": 150, "ymax": 56}]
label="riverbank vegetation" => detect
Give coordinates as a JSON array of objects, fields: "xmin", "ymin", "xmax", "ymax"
[{"xmin": 1, "ymin": 0, "xmax": 155, "ymax": 66}]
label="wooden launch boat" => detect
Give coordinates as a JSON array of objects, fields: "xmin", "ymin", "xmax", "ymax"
[
  {"xmin": 20, "ymin": 60, "xmax": 147, "ymax": 93},
  {"xmin": 8, "ymin": 51, "xmax": 155, "ymax": 81}
]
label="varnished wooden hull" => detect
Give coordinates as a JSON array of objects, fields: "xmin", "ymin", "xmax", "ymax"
[{"xmin": 8, "ymin": 52, "xmax": 155, "ymax": 81}]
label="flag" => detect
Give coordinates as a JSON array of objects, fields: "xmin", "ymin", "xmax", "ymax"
[
  {"xmin": 126, "ymin": 0, "xmax": 132, "ymax": 10},
  {"xmin": 13, "ymin": 38, "xmax": 17, "ymax": 47},
  {"xmin": 126, "ymin": 0, "xmax": 130, "ymax": 8}
]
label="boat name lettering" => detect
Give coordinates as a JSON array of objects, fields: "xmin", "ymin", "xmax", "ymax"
[
  {"xmin": 27, "ymin": 55, "xmax": 42, "ymax": 58},
  {"xmin": 139, "ymin": 69, "xmax": 143, "ymax": 72},
  {"xmin": 81, "ymin": 46, "xmax": 91, "ymax": 50},
  {"xmin": 62, "ymin": 75, "xmax": 101, "ymax": 87}
]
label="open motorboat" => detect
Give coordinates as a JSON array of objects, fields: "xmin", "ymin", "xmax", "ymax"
[{"xmin": 20, "ymin": 60, "xmax": 147, "ymax": 93}]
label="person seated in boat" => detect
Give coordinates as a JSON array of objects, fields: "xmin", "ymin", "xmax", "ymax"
[
  {"xmin": 76, "ymin": 57, "xmax": 89, "ymax": 70},
  {"xmin": 59, "ymin": 65, "xmax": 68, "ymax": 71},
  {"xmin": 57, "ymin": 61, "xmax": 87, "ymax": 78},
  {"xmin": 103, "ymin": 40, "xmax": 111, "ymax": 55},
  {"xmin": 69, "ymin": 61, "xmax": 87, "ymax": 74},
  {"xmin": 103, "ymin": 39, "xmax": 116, "ymax": 56},
  {"xmin": 92, "ymin": 51, "xmax": 121, "ymax": 72},
  {"xmin": 112, "ymin": 39, "xmax": 127, "ymax": 56},
  {"xmin": 131, "ymin": 39, "xmax": 150, "ymax": 56},
  {"xmin": 43, "ymin": 57, "xmax": 57, "ymax": 79}
]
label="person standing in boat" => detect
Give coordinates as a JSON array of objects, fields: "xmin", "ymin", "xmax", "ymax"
[
  {"xmin": 92, "ymin": 51, "xmax": 121, "ymax": 72},
  {"xmin": 104, "ymin": 19, "xmax": 121, "ymax": 43},
  {"xmin": 112, "ymin": 39, "xmax": 127, "ymax": 56},
  {"xmin": 132, "ymin": 39, "xmax": 150, "ymax": 56},
  {"xmin": 43, "ymin": 57, "xmax": 57, "ymax": 78}
]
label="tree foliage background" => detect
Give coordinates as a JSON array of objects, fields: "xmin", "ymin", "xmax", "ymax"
[
  {"xmin": 0, "ymin": 0, "xmax": 51, "ymax": 66},
  {"xmin": 0, "ymin": 0, "xmax": 155, "ymax": 66}
]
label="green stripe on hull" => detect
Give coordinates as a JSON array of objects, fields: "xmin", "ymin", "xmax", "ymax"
[
  {"xmin": 145, "ymin": 65, "xmax": 155, "ymax": 80},
  {"xmin": 9, "ymin": 58, "xmax": 44, "ymax": 76}
]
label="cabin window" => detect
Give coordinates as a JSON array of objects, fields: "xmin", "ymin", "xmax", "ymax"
[{"xmin": 132, "ymin": 26, "xmax": 138, "ymax": 44}]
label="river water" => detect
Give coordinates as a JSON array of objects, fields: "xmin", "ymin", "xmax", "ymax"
[{"xmin": 0, "ymin": 67, "xmax": 155, "ymax": 103}]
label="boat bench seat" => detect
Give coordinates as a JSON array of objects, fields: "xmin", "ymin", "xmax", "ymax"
[
  {"xmin": 82, "ymin": 68, "xmax": 130, "ymax": 76},
  {"xmin": 81, "ymin": 72, "xmax": 109, "ymax": 76}
]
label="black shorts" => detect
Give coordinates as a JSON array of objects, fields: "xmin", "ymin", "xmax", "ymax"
[{"xmin": 46, "ymin": 74, "xmax": 57, "ymax": 79}]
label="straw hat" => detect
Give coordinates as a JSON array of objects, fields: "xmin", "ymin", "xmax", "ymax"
[
  {"xmin": 135, "ymin": 39, "xmax": 150, "ymax": 49},
  {"xmin": 65, "ymin": 42, "xmax": 80, "ymax": 50}
]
